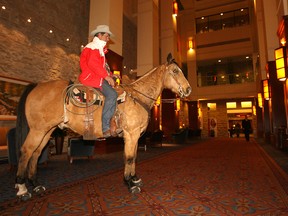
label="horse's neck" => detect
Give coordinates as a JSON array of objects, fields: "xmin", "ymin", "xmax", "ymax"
[{"xmin": 130, "ymin": 66, "xmax": 165, "ymax": 109}]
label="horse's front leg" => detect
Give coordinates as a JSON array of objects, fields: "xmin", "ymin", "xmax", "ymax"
[{"xmin": 123, "ymin": 129, "xmax": 142, "ymax": 193}]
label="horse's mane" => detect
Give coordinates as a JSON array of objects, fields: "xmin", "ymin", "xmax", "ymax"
[
  {"xmin": 120, "ymin": 63, "xmax": 166, "ymax": 109},
  {"xmin": 131, "ymin": 64, "xmax": 165, "ymax": 87}
]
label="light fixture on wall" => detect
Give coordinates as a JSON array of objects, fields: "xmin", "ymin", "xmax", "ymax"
[
  {"xmin": 155, "ymin": 96, "xmax": 161, "ymax": 106},
  {"xmin": 172, "ymin": 0, "xmax": 178, "ymax": 17},
  {"xmin": 113, "ymin": 70, "xmax": 121, "ymax": 85},
  {"xmin": 257, "ymin": 93, "xmax": 263, "ymax": 108},
  {"xmin": 262, "ymin": 79, "xmax": 270, "ymax": 100},
  {"xmin": 274, "ymin": 46, "xmax": 288, "ymax": 81},
  {"xmin": 175, "ymin": 99, "xmax": 180, "ymax": 111},
  {"xmin": 188, "ymin": 37, "xmax": 194, "ymax": 50}
]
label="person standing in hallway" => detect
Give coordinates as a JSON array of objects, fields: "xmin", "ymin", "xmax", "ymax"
[
  {"xmin": 242, "ymin": 115, "xmax": 251, "ymax": 141},
  {"xmin": 78, "ymin": 25, "xmax": 118, "ymax": 138},
  {"xmin": 235, "ymin": 123, "xmax": 241, "ymax": 138}
]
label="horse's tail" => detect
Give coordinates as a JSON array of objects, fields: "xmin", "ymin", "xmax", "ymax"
[{"xmin": 15, "ymin": 83, "xmax": 37, "ymax": 159}]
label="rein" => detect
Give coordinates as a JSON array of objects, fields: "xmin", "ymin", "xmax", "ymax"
[
  {"xmin": 122, "ymin": 85, "xmax": 158, "ymax": 102},
  {"xmin": 118, "ymin": 84, "xmax": 152, "ymax": 115}
]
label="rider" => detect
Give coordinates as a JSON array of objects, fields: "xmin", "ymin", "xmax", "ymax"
[{"xmin": 78, "ymin": 25, "xmax": 118, "ymax": 138}]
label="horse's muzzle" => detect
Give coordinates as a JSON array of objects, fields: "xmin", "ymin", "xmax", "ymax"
[
  {"xmin": 185, "ymin": 87, "xmax": 192, "ymax": 96},
  {"xmin": 179, "ymin": 86, "xmax": 191, "ymax": 98}
]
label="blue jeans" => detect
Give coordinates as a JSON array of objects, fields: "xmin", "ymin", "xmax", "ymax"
[{"xmin": 99, "ymin": 80, "xmax": 117, "ymax": 132}]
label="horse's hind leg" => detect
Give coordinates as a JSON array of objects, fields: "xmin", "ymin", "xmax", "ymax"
[
  {"xmin": 123, "ymin": 129, "xmax": 143, "ymax": 193},
  {"xmin": 15, "ymin": 130, "xmax": 47, "ymax": 199},
  {"xmin": 27, "ymin": 131, "xmax": 53, "ymax": 195}
]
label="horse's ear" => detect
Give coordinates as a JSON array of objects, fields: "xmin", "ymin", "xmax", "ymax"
[{"xmin": 167, "ymin": 53, "xmax": 173, "ymax": 64}]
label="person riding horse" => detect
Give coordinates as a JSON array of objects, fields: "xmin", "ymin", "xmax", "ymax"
[
  {"xmin": 79, "ymin": 25, "xmax": 118, "ymax": 138},
  {"xmin": 14, "ymin": 53, "xmax": 191, "ymax": 199}
]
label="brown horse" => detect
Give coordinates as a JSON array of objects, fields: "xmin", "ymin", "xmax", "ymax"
[{"xmin": 14, "ymin": 53, "xmax": 191, "ymax": 200}]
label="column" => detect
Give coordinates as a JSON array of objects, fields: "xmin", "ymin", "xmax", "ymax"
[
  {"xmin": 89, "ymin": 0, "xmax": 123, "ymax": 55},
  {"xmin": 137, "ymin": 0, "xmax": 159, "ymax": 76}
]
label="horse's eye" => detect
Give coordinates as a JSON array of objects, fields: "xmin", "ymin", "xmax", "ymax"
[{"xmin": 173, "ymin": 69, "xmax": 179, "ymax": 74}]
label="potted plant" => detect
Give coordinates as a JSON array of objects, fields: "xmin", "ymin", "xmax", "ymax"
[{"xmin": 51, "ymin": 127, "xmax": 67, "ymax": 155}]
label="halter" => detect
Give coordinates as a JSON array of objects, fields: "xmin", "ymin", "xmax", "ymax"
[{"xmin": 165, "ymin": 64, "xmax": 187, "ymax": 98}]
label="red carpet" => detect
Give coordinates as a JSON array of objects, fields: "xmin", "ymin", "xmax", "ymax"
[{"xmin": 1, "ymin": 138, "xmax": 288, "ymax": 215}]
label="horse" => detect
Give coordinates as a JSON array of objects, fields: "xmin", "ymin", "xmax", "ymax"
[{"xmin": 14, "ymin": 53, "xmax": 191, "ymax": 200}]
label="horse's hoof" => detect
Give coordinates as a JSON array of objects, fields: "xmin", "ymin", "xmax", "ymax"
[
  {"xmin": 18, "ymin": 192, "xmax": 32, "ymax": 201},
  {"xmin": 33, "ymin": 185, "xmax": 46, "ymax": 195},
  {"xmin": 124, "ymin": 175, "xmax": 143, "ymax": 187},
  {"xmin": 129, "ymin": 186, "xmax": 141, "ymax": 194},
  {"xmin": 131, "ymin": 176, "xmax": 143, "ymax": 187}
]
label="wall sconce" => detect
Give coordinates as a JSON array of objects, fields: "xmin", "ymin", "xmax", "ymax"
[
  {"xmin": 274, "ymin": 46, "xmax": 288, "ymax": 81},
  {"xmin": 172, "ymin": 0, "xmax": 178, "ymax": 17},
  {"xmin": 175, "ymin": 99, "xmax": 180, "ymax": 111},
  {"xmin": 257, "ymin": 93, "xmax": 263, "ymax": 108},
  {"xmin": 188, "ymin": 37, "xmax": 194, "ymax": 50},
  {"xmin": 253, "ymin": 105, "xmax": 256, "ymax": 115},
  {"xmin": 113, "ymin": 70, "xmax": 121, "ymax": 85},
  {"xmin": 155, "ymin": 96, "xmax": 161, "ymax": 106},
  {"xmin": 280, "ymin": 38, "xmax": 286, "ymax": 46},
  {"xmin": 262, "ymin": 79, "xmax": 270, "ymax": 100}
]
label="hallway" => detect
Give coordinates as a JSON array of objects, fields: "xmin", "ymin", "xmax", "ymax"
[{"xmin": 1, "ymin": 137, "xmax": 288, "ymax": 215}]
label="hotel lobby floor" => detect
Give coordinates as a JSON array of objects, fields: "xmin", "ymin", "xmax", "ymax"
[
  {"xmin": 1, "ymin": 137, "xmax": 288, "ymax": 208},
  {"xmin": 1, "ymin": 137, "xmax": 288, "ymax": 215}
]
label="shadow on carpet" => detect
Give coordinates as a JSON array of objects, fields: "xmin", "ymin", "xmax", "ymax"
[{"xmin": 1, "ymin": 138, "xmax": 288, "ymax": 215}]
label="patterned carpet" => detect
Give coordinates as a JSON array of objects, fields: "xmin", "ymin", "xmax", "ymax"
[{"xmin": 1, "ymin": 138, "xmax": 288, "ymax": 215}]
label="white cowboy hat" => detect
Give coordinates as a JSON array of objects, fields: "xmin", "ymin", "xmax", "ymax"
[{"xmin": 90, "ymin": 25, "xmax": 113, "ymax": 37}]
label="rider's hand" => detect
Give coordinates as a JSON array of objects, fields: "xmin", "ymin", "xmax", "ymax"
[
  {"xmin": 105, "ymin": 76, "xmax": 115, "ymax": 87},
  {"xmin": 113, "ymin": 74, "xmax": 120, "ymax": 79}
]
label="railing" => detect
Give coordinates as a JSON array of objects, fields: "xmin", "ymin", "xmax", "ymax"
[
  {"xmin": 197, "ymin": 71, "xmax": 255, "ymax": 87},
  {"xmin": 196, "ymin": 8, "xmax": 250, "ymax": 34}
]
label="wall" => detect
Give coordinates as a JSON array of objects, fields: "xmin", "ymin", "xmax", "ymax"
[
  {"xmin": 0, "ymin": 0, "xmax": 89, "ymax": 83},
  {"xmin": 0, "ymin": 0, "xmax": 90, "ymax": 146},
  {"xmin": 200, "ymin": 98, "xmax": 257, "ymax": 138}
]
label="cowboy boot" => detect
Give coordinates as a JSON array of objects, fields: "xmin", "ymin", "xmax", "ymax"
[{"xmin": 110, "ymin": 117, "xmax": 118, "ymax": 137}]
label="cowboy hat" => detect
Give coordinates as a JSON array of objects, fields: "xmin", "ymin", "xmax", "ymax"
[{"xmin": 90, "ymin": 25, "xmax": 113, "ymax": 37}]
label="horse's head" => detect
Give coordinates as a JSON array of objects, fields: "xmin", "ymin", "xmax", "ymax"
[{"xmin": 163, "ymin": 53, "xmax": 191, "ymax": 98}]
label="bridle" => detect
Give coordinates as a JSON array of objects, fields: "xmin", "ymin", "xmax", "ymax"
[
  {"xmin": 121, "ymin": 61, "xmax": 185, "ymax": 102},
  {"xmin": 121, "ymin": 62, "xmax": 187, "ymax": 108},
  {"xmin": 163, "ymin": 63, "xmax": 187, "ymax": 98}
]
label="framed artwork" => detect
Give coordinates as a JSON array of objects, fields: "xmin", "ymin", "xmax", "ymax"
[{"xmin": 0, "ymin": 75, "xmax": 30, "ymax": 120}]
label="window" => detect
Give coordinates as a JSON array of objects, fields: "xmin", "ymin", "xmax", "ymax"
[
  {"xmin": 207, "ymin": 103, "xmax": 216, "ymax": 110},
  {"xmin": 226, "ymin": 102, "xmax": 237, "ymax": 109}
]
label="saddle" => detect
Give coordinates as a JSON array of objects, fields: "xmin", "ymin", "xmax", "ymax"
[
  {"xmin": 71, "ymin": 84, "xmax": 126, "ymax": 105},
  {"xmin": 66, "ymin": 84, "xmax": 126, "ymax": 140}
]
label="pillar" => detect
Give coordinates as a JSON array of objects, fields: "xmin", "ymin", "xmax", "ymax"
[
  {"xmin": 137, "ymin": 0, "xmax": 159, "ymax": 76},
  {"xmin": 89, "ymin": 0, "xmax": 123, "ymax": 55}
]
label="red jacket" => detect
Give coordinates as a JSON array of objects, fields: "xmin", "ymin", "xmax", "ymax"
[{"xmin": 79, "ymin": 47, "xmax": 111, "ymax": 88}]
